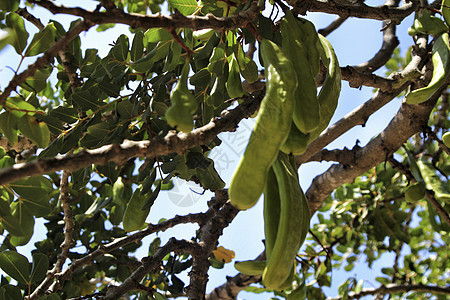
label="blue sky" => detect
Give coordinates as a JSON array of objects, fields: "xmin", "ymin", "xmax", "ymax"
[{"xmin": 0, "ymin": 0, "xmax": 419, "ymax": 298}]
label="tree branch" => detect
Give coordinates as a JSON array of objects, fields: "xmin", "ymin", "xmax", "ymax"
[
  {"xmin": 327, "ymin": 283, "xmax": 450, "ymax": 300},
  {"xmin": 0, "ymin": 92, "xmax": 262, "ymax": 185},
  {"xmin": 206, "ymin": 273, "xmax": 262, "ymax": 300},
  {"xmin": 305, "ymin": 88, "xmax": 441, "ymax": 215},
  {"xmin": 28, "ymin": 0, "xmax": 261, "ymax": 31},
  {"xmin": 296, "ymin": 35, "xmax": 429, "ymax": 166},
  {"xmin": 353, "ymin": 0, "xmax": 400, "ymax": 73},
  {"xmin": 290, "ymin": 0, "xmax": 417, "ymax": 22},
  {"xmin": 27, "ymin": 211, "xmax": 209, "ymax": 299},
  {"xmin": 318, "ymin": 16, "xmax": 348, "ymax": 37},
  {"xmin": 186, "ymin": 190, "xmax": 240, "ymax": 300}
]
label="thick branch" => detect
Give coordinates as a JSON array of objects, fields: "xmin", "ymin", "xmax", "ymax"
[
  {"xmin": 186, "ymin": 190, "xmax": 240, "ymax": 299},
  {"xmin": 290, "ymin": 0, "xmax": 417, "ymax": 22},
  {"xmin": 29, "ymin": 0, "xmax": 260, "ymax": 31},
  {"xmin": 327, "ymin": 283, "xmax": 450, "ymax": 300},
  {"xmin": 0, "ymin": 93, "xmax": 262, "ymax": 185},
  {"xmin": 305, "ymin": 91, "xmax": 440, "ymax": 215}
]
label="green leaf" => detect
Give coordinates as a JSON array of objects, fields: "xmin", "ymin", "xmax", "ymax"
[
  {"xmin": 207, "ymin": 44, "xmax": 226, "ymax": 75},
  {"xmin": 5, "ymin": 13, "xmax": 28, "ymax": 54},
  {"xmin": 96, "ymin": 162, "xmax": 120, "ymax": 183},
  {"xmin": 168, "ymin": 0, "xmax": 199, "ymax": 16},
  {"xmin": 9, "ymin": 205, "xmax": 35, "ymax": 246},
  {"xmin": 1, "ymin": 215, "xmax": 25, "ymax": 236},
  {"xmin": 141, "ymin": 181, "xmax": 161, "ymax": 210},
  {"xmin": 144, "ymin": 28, "xmax": 172, "ymax": 44},
  {"xmin": 0, "ymin": 111, "xmax": 19, "ymax": 146},
  {"xmin": 20, "ymin": 67, "xmax": 52, "ymax": 92},
  {"xmin": 0, "ymin": 0, "xmax": 19, "ymax": 11},
  {"xmin": 0, "ymin": 251, "xmax": 31, "ymax": 284},
  {"xmin": 140, "ymin": 168, "xmax": 157, "ymax": 195},
  {"xmin": 25, "ymin": 22, "xmax": 56, "ymax": 56},
  {"xmin": 3, "ymin": 285, "xmax": 22, "ymax": 300},
  {"xmin": 30, "ymin": 253, "xmax": 49, "ymax": 283},
  {"xmin": 5, "ymin": 97, "xmax": 38, "ymax": 118},
  {"xmin": 17, "ymin": 114, "xmax": 51, "ymax": 148},
  {"xmin": 111, "ymin": 34, "xmax": 129, "ymax": 62},
  {"xmin": 417, "ymin": 158, "xmax": 450, "ymax": 203},
  {"xmin": 10, "ymin": 176, "xmax": 52, "ymax": 201},
  {"xmin": 49, "ymin": 106, "xmax": 79, "ymax": 124},
  {"xmin": 98, "ymin": 80, "xmax": 121, "ymax": 97},
  {"xmin": 131, "ymin": 31, "xmax": 144, "ymax": 61},
  {"xmin": 71, "ymin": 90, "xmax": 102, "ymax": 111},
  {"xmin": 123, "ymin": 188, "xmax": 151, "ymax": 232}
]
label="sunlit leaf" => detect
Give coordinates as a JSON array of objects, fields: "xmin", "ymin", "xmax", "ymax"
[
  {"xmin": 25, "ymin": 22, "xmax": 57, "ymax": 57},
  {"xmin": 5, "ymin": 12, "xmax": 28, "ymax": 54}
]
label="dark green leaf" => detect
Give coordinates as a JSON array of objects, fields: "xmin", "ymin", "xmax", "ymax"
[
  {"xmin": 3, "ymin": 285, "xmax": 22, "ymax": 300},
  {"xmin": 140, "ymin": 168, "xmax": 157, "ymax": 195},
  {"xmin": 30, "ymin": 253, "xmax": 49, "ymax": 283},
  {"xmin": 141, "ymin": 181, "xmax": 161, "ymax": 210},
  {"xmin": 111, "ymin": 34, "xmax": 129, "ymax": 62},
  {"xmin": 131, "ymin": 31, "xmax": 144, "ymax": 61},
  {"xmin": 71, "ymin": 90, "xmax": 102, "ymax": 111},
  {"xmin": 20, "ymin": 67, "xmax": 52, "ymax": 92},
  {"xmin": 0, "ymin": 251, "xmax": 30, "ymax": 284},
  {"xmin": 49, "ymin": 106, "xmax": 79, "ymax": 124}
]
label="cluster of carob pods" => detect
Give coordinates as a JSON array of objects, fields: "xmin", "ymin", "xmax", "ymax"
[{"xmin": 229, "ymin": 11, "xmax": 341, "ymax": 291}]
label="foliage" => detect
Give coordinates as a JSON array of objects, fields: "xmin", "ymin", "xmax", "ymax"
[{"xmin": 0, "ymin": 0, "xmax": 448, "ymax": 299}]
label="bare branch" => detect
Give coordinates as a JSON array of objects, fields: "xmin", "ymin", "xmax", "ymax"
[
  {"xmin": 327, "ymin": 283, "xmax": 450, "ymax": 300},
  {"xmin": 30, "ymin": 169, "xmax": 73, "ymax": 297}
]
